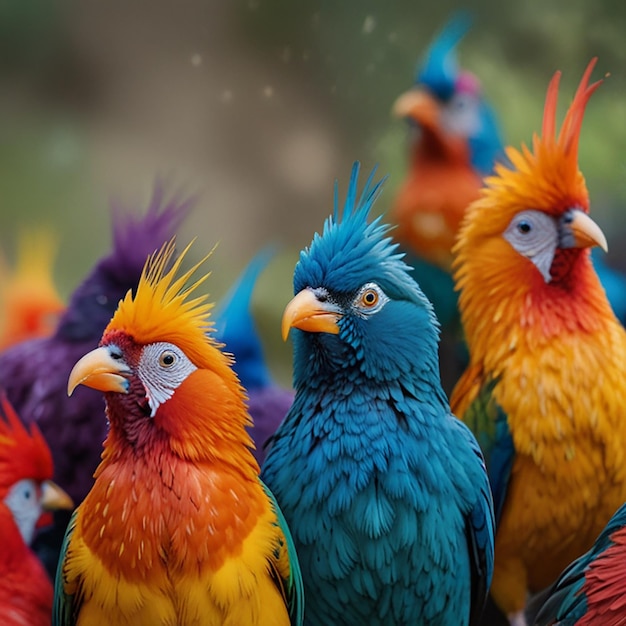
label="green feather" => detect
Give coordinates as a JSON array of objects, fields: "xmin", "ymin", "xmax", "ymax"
[
  {"xmin": 260, "ymin": 478, "xmax": 305, "ymax": 626},
  {"xmin": 52, "ymin": 509, "xmax": 78, "ymax": 626}
]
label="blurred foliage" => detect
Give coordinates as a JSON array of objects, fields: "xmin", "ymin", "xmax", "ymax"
[
  {"xmin": 240, "ymin": 0, "xmax": 626, "ymax": 219},
  {"xmin": 0, "ymin": 0, "xmax": 624, "ymax": 385}
]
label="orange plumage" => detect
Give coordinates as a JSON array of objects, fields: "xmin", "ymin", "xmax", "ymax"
[
  {"xmin": 0, "ymin": 230, "xmax": 65, "ymax": 349},
  {"xmin": 55, "ymin": 241, "xmax": 302, "ymax": 626},
  {"xmin": 391, "ymin": 89, "xmax": 483, "ymax": 269},
  {"xmin": 451, "ymin": 58, "xmax": 626, "ymax": 622}
]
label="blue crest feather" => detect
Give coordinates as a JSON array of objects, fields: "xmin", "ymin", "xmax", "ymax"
[{"xmin": 416, "ymin": 11, "xmax": 472, "ymax": 100}]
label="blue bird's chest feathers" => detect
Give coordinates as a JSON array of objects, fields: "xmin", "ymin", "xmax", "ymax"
[{"xmin": 262, "ymin": 377, "xmax": 478, "ymax": 626}]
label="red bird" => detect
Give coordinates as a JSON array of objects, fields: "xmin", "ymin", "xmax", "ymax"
[
  {"xmin": 0, "ymin": 395, "xmax": 73, "ymax": 626},
  {"xmin": 0, "ymin": 394, "xmax": 73, "ymax": 546},
  {"xmin": 0, "ymin": 501, "xmax": 53, "ymax": 626}
]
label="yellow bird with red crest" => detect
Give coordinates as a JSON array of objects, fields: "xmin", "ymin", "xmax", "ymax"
[{"xmin": 451, "ymin": 58, "xmax": 626, "ymax": 625}]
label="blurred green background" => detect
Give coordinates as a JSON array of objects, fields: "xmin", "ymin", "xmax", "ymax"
[{"xmin": 1, "ymin": 0, "xmax": 624, "ymax": 384}]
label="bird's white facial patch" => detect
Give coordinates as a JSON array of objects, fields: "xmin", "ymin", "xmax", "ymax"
[
  {"xmin": 138, "ymin": 342, "xmax": 197, "ymax": 417},
  {"xmin": 441, "ymin": 92, "xmax": 482, "ymax": 139},
  {"xmin": 3, "ymin": 478, "xmax": 41, "ymax": 545},
  {"xmin": 503, "ymin": 210, "xmax": 559, "ymax": 282}
]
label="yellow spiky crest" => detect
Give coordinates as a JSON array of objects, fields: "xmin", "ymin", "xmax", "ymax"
[{"xmin": 106, "ymin": 239, "xmax": 223, "ymax": 369}]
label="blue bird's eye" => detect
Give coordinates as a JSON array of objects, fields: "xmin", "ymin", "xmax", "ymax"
[
  {"xmin": 353, "ymin": 282, "xmax": 389, "ymax": 316},
  {"xmin": 361, "ymin": 289, "xmax": 379, "ymax": 308}
]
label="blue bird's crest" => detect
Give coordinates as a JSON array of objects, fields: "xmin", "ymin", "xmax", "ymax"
[
  {"xmin": 416, "ymin": 11, "xmax": 472, "ymax": 100},
  {"xmin": 296, "ymin": 163, "xmax": 430, "ymax": 309}
]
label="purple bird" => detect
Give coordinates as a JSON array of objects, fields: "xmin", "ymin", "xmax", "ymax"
[
  {"xmin": 0, "ymin": 184, "xmax": 192, "ymax": 576},
  {"xmin": 212, "ymin": 247, "xmax": 294, "ymax": 464}
]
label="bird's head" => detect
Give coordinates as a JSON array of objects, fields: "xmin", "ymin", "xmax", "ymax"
[
  {"xmin": 393, "ymin": 13, "xmax": 503, "ymax": 174},
  {"xmin": 455, "ymin": 58, "xmax": 606, "ymax": 293},
  {"xmin": 68, "ymin": 240, "xmax": 255, "ymax": 466},
  {"xmin": 282, "ymin": 163, "xmax": 441, "ymax": 388},
  {"xmin": 0, "ymin": 395, "xmax": 73, "ymax": 545},
  {"xmin": 0, "ymin": 229, "xmax": 65, "ymax": 348}
]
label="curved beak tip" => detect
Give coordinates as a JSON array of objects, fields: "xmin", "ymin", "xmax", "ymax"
[
  {"xmin": 41, "ymin": 480, "xmax": 74, "ymax": 512},
  {"xmin": 281, "ymin": 320, "xmax": 291, "ymax": 342},
  {"xmin": 67, "ymin": 346, "xmax": 131, "ymax": 396},
  {"xmin": 568, "ymin": 210, "xmax": 609, "ymax": 253}
]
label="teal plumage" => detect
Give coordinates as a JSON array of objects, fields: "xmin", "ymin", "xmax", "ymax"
[{"xmin": 261, "ymin": 162, "xmax": 494, "ymax": 625}]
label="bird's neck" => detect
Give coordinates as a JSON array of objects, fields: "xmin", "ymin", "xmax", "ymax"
[
  {"xmin": 459, "ymin": 250, "xmax": 619, "ymax": 358},
  {"xmin": 0, "ymin": 517, "xmax": 30, "ymax": 569},
  {"xmin": 105, "ymin": 372, "xmax": 259, "ymax": 475},
  {"xmin": 84, "ymin": 428, "xmax": 266, "ymax": 582},
  {"xmin": 411, "ymin": 127, "xmax": 474, "ymax": 168}
]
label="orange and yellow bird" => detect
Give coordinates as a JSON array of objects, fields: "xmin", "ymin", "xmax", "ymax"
[
  {"xmin": 54, "ymin": 241, "xmax": 303, "ymax": 626},
  {"xmin": 450, "ymin": 58, "xmax": 626, "ymax": 626},
  {"xmin": 0, "ymin": 229, "xmax": 65, "ymax": 349}
]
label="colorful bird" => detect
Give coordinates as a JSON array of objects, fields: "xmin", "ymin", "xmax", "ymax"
[
  {"xmin": 0, "ymin": 393, "xmax": 73, "ymax": 546},
  {"xmin": 450, "ymin": 59, "xmax": 626, "ymax": 626},
  {"xmin": 389, "ymin": 15, "xmax": 505, "ymax": 395},
  {"xmin": 391, "ymin": 13, "xmax": 504, "ymax": 275},
  {"xmin": 213, "ymin": 247, "xmax": 294, "ymax": 464},
  {"xmin": 0, "ymin": 501, "xmax": 54, "ymax": 626},
  {"xmin": 54, "ymin": 240, "xmax": 303, "ymax": 625},
  {"xmin": 0, "ymin": 395, "xmax": 73, "ymax": 626},
  {"xmin": 262, "ymin": 162, "xmax": 494, "ymax": 625},
  {"xmin": 531, "ymin": 502, "xmax": 626, "ymax": 626},
  {"xmin": 0, "ymin": 229, "xmax": 65, "ymax": 349},
  {"xmin": 0, "ymin": 184, "xmax": 191, "ymax": 578}
]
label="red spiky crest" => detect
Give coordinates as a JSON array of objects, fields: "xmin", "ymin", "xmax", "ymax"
[
  {"xmin": 481, "ymin": 58, "xmax": 602, "ymax": 221},
  {"xmin": 0, "ymin": 394, "xmax": 53, "ymax": 498}
]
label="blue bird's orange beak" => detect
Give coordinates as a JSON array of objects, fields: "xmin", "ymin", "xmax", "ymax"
[
  {"xmin": 282, "ymin": 288, "xmax": 342, "ymax": 341},
  {"xmin": 67, "ymin": 346, "xmax": 131, "ymax": 396}
]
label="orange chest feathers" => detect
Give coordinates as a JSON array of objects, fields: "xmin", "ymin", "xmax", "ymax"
[{"xmin": 79, "ymin": 449, "xmax": 267, "ymax": 583}]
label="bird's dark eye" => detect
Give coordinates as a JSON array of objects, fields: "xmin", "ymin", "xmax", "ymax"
[
  {"xmin": 24, "ymin": 488, "xmax": 32, "ymax": 499},
  {"xmin": 360, "ymin": 288, "xmax": 379, "ymax": 308},
  {"xmin": 517, "ymin": 221, "xmax": 532, "ymax": 234},
  {"xmin": 159, "ymin": 351, "xmax": 176, "ymax": 367}
]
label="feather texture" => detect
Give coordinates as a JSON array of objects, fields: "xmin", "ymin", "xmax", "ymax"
[
  {"xmin": 262, "ymin": 162, "xmax": 494, "ymax": 625},
  {"xmin": 54, "ymin": 241, "xmax": 303, "ymax": 626},
  {"xmin": 451, "ymin": 58, "xmax": 626, "ymax": 620}
]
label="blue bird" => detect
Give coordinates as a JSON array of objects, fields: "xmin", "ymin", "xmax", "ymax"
[
  {"xmin": 213, "ymin": 248, "xmax": 294, "ymax": 464},
  {"xmin": 531, "ymin": 502, "xmax": 626, "ymax": 625},
  {"xmin": 261, "ymin": 162, "xmax": 495, "ymax": 625}
]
